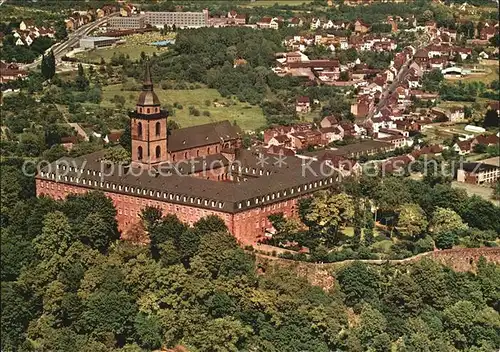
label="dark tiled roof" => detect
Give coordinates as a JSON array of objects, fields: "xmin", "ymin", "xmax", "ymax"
[
  {"xmin": 38, "ymin": 149, "xmax": 338, "ymax": 213},
  {"xmin": 305, "ymin": 140, "xmax": 394, "ymax": 158},
  {"xmin": 460, "ymin": 162, "xmax": 499, "ymax": 173},
  {"xmin": 166, "ymin": 153, "xmax": 229, "ymax": 175},
  {"xmin": 167, "ymin": 121, "xmax": 242, "ymax": 152}
]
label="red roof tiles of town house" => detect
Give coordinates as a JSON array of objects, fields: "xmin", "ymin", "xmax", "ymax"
[
  {"xmin": 481, "ymin": 26, "xmax": 497, "ymax": 35},
  {"xmin": 320, "ymin": 126, "xmax": 342, "ymax": 134},
  {"xmin": 107, "ymin": 131, "xmax": 123, "ymax": 143},
  {"xmin": 414, "ymin": 49, "xmax": 429, "ymax": 58},
  {"xmin": 293, "ymin": 122, "xmax": 314, "ymax": 131},
  {"xmin": 259, "ymin": 17, "xmax": 273, "ymax": 24},
  {"xmin": 323, "ymin": 115, "xmax": 339, "ymax": 125},
  {"xmin": 396, "ymin": 86, "xmax": 406, "ymax": 95},
  {"xmin": 320, "ymin": 153, "xmax": 356, "ymax": 170},
  {"xmin": 395, "ymin": 119, "xmax": 411, "ymax": 127},
  {"xmin": 475, "ymin": 134, "xmax": 499, "ymax": 146},
  {"xmin": 378, "ymin": 135, "xmax": 405, "ymax": 142},
  {"xmin": 296, "ymin": 96, "xmax": 310, "ymax": 103},
  {"xmin": 456, "ymin": 139, "xmax": 473, "ymax": 151},
  {"xmin": 379, "ymin": 128, "xmax": 404, "ymax": 136},
  {"xmin": 61, "ymin": 136, "xmax": 80, "ymax": 144},
  {"xmin": 288, "ymin": 60, "xmax": 340, "ymax": 69},
  {"xmin": 381, "ymin": 155, "xmax": 414, "ymax": 172},
  {"xmin": 355, "ymin": 19, "xmax": 371, "ymax": 27},
  {"xmin": 272, "ymin": 135, "xmax": 291, "ymax": 143},
  {"xmin": 489, "ymin": 101, "xmax": 499, "ymax": 110},
  {"xmin": 455, "ymin": 47, "xmax": 472, "ymax": 54}
]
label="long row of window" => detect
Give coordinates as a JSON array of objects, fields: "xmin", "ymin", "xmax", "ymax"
[
  {"xmin": 236, "ymin": 176, "xmax": 336, "ymax": 209},
  {"xmin": 40, "ymin": 166, "xmax": 335, "ymax": 212}
]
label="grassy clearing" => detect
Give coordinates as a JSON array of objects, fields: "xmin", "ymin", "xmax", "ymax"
[
  {"xmin": 243, "ymin": 0, "xmax": 312, "ymax": 7},
  {"xmin": 101, "ymin": 84, "xmax": 266, "ymax": 131},
  {"xmin": 74, "ymin": 32, "xmax": 175, "ymax": 62},
  {"xmin": 452, "ymin": 181, "xmax": 497, "ymax": 205},
  {"xmin": 75, "ymin": 44, "xmax": 168, "ymax": 62},
  {"xmin": 371, "ymin": 239, "xmax": 393, "ymax": 253},
  {"xmin": 445, "ymin": 60, "xmax": 499, "ymax": 85}
]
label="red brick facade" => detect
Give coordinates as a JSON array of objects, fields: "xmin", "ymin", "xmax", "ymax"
[
  {"xmin": 35, "ymin": 63, "xmax": 334, "ymax": 247},
  {"xmin": 36, "ymin": 178, "xmax": 301, "ymax": 245}
]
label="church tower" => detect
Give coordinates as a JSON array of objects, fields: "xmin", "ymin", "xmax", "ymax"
[{"xmin": 130, "ymin": 61, "xmax": 168, "ymax": 167}]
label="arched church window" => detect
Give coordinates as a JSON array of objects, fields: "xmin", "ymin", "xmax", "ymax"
[
  {"xmin": 156, "ymin": 146, "xmax": 161, "ymax": 158},
  {"xmin": 137, "ymin": 146, "xmax": 143, "ymax": 160},
  {"xmin": 155, "ymin": 122, "xmax": 161, "ymax": 136},
  {"xmin": 138, "ymin": 122, "xmax": 143, "ymax": 137}
]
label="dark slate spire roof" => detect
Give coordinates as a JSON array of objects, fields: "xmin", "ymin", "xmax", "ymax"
[
  {"xmin": 137, "ymin": 60, "xmax": 160, "ymax": 106},
  {"xmin": 143, "ymin": 60, "xmax": 153, "ymax": 91}
]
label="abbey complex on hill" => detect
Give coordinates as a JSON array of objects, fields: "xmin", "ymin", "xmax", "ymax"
[{"xmin": 36, "ymin": 64, "xmax": 339, "ymax": 245}]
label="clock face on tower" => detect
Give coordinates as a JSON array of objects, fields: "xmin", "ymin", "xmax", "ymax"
[{"xmin": 129, "ymin": 61, "xmax": 169, "ymax": 167}]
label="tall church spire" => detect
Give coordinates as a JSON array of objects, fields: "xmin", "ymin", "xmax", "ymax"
[
  {"xmin": 142, "ymin": 60, "xmax": 153, "ymax": 91},
  {"xmin": 136, "ymin": 60, "xmax": 160, "ymax": 106}
]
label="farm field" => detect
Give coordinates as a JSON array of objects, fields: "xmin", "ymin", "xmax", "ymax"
[{"xmin": 101, "ymin": 84, "xmax": 266, "ymax": 131}]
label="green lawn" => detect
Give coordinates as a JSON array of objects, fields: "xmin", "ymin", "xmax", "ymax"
[
  {"xmin": 101, "ymin": 84, "xmax": 266, "ymax": 131},
  {"xmin": 75, "ymin": 44, "xmax": 168, "ymax": 63},
  {"xmin": 371, "ymin": 240, "xmax": 393, "ymax": 253}
]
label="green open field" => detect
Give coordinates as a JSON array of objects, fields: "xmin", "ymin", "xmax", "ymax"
[
  {"xmin": 75, "ymin": 44, "xmax": 168, "ymax": 63},
  {"xmin": 243, "ymin": 0, "xmax": 312, "ymax": 7},
  {"xmin": 74, "ymin": 32, "xmax": 174, "ymax": 62},
  {"xmin": 101, "ymin": 84, "xmax": 266, "ymax": 131}
]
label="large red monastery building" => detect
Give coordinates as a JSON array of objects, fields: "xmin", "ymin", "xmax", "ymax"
[{"xmin": 36, "ymin": 63, "xmax": 339, "ymax": 245}]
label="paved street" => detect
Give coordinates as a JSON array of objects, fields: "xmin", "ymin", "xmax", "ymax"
[
  {"xmin": 365, "ymin": 33, "xmax": 431, "ymax": 122},
  {"xmin": 24, "ymin": 13, "xmax": 117, "ymax": 70}
]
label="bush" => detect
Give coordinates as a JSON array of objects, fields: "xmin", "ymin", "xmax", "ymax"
[
  {"xmin": 435, "ymin": 232, "xmax": 456, "ymax": 250},
  {"xmin": 161, "ymin": 81, "xmax": 173, "ymax": 90},
  {"xmin": 202, "ymin": 110, "xmax": 210, "ymax": 117},
  {"xmin": 188, "ymin": 106, "xmax": 200, "ymax": 116},
  {"xmin": 415, "ymin": 235, "xmax": 435, "ymax": 254}
]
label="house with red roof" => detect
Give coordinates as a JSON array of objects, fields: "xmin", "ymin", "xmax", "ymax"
[
  {"xmin": 320, "ymin": 115, "xmax": 340, "ymax": 129},
  {"xmin": 295, "ymin": 96, "xmax": 311, "ymax": 113},
  {"xmin": 0, "ymin": 61, "xmax": 28, "ymax": 83},
  {"xmin": 257, "ymin": 17, "xmax": 279, "ymax": 30},
  {"xmin": 354, "ymin": 19, "xmax": 371, "ymax": 33}
]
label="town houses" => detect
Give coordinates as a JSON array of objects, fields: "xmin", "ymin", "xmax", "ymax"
[
  {"xmin": 0, "ymin": 61, "xmax": 28, "ymax": 83},
  {"xmin": 12, "ymin": 20, "xmax": 55, "ymax": 46}
]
